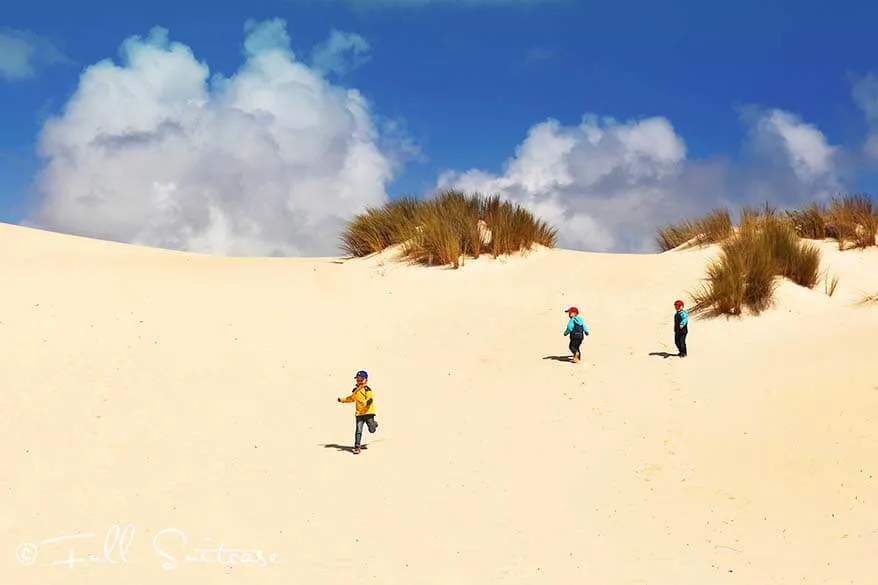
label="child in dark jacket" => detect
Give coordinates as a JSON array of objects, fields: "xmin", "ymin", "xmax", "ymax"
[
  {"xmin": 562, "ymin": 306, "xmax": 589, "ymax": 363},
  {"xmin": 673, "ymin": 300, "xmax": 688, "ymax": 357}
]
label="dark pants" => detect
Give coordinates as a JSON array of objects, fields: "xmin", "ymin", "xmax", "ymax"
[
  {"xmin": 674, "ymin": 326, "xmax": 688, "ymax": 357},
  {"xmin": 568, "ymin": 333, "xmax": 584, "ymax": 357},
  {"xmin": 355, "ymin": 414, "xmax": 378, "ymax": 447}
]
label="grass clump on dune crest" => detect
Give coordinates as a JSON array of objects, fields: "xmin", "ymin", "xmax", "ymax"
[
  {"xmin": 689, "ymin": 215, "xmax": 822, "ymax": 317},
  {"xmin": 656, "ymin": 208, "xmax": 733, "ymax": 251},
  {"xmin": 785, "ymin": 203, "xmax": 828, "ymax": 240},
  {"xmin": 826, "ymin": 194, "xmax": 876, "ymax": 250},
  {"xmin": 338, "ymin": 197, "xmax": 421, "ymax": 257},
  {"xmin": 783, "ymin": 194, "xmax": 876, "ymax": 248},
  {"xmin": 339, "ymin": 190, "xmax": 557, "ymax": 268},
  {"xmin": 660, "ymin": 194, "xmax": 877, "ymax": 252}
]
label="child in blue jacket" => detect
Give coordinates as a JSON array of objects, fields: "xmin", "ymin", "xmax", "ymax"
[
  {"xmin": 562, "ymin": 306, "xmax": 589, "ymax": 363},
  {"xmin": 673, "ymin": 299, "xmax": 688, "ymax": 357}
]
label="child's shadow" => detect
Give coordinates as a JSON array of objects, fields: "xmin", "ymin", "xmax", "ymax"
[
  {"xmin": 542, "ymin": 355, "xmax": 573, "ymax": 362},
  {"xmin": 648, "ymin": 351, "xmax": 678, "ymax": 359},
  {"xmin": 322, "ymin": 443, "xmax": 368, "ymax": 454}
]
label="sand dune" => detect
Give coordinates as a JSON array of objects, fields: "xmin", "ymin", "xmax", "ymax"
[{"xmin": 1, "ymin": 221, "xmax": 878, "ymax": 584}]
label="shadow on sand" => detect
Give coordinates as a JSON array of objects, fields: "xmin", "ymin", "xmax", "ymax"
[
  {"xmin": 648, "ymin": 351, "xmax": 679, "ymax": 359},
  {"xmin": 322, "ymin": 443, "xmax": 370, "ymax": 454},
  {"xmin": 542, "ymin": 355, "xmax": 573, "ymax": 362}
]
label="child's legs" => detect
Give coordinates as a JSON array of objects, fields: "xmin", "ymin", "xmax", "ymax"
[
  {"xmin": 366, "ymin": 415, "xmax": 377, "ymax": 433},
  {"xmin": 355, "ymin": 416, "xmax": 366, "ymax": 446},
  {"xmin": 569, "ymin": 334, "xmax": 583, "ymax": 355}
]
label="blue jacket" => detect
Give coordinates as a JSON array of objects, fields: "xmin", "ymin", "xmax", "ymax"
[
  {"xmin": 563, "ymin": 315, "xmax": 588, "ymax": 336},
  {"xmin": 674, "ymin": 309, "xmax": 688, "ymax": 329}
]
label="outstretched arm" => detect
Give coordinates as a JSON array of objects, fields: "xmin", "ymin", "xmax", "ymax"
[{"xmin": 338, "ymin": 392, "xmax": 355, "ymax": 403}]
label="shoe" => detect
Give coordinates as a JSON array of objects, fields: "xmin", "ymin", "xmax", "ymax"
[
  {"xmin": 572, "ymin": 353, "xmax": 580, "ymax": 363},
  {"xmin": 353, "ymin": 447, "xmax": 361, "ymax": 454}
]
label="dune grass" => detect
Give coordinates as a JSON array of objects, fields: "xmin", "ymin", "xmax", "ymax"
[
  {"xmin": 826, "ymin": 194, "xmax": 876, "ymax": 250},
  {"xmin": 662, "ymin": 194, "xmax": 875, "ymax": 315},
  {"xmin": 338, "ymin": 197, "xmax": 421, "ymax": 257},
  {"xmin": 822, "ymin": 270, "xmax": 840, "ymax": 297},
  {"xmin": 660, "ymin": 194, "xmax": 877, "ymax": 253},
  {"xmin": 740, "ymin": 201, "xmax": 779, "ymax": 226},
  {"xmin": 781, "ymin": 194, "xmax": 876, "ymax": 248},
  {"xmin": 689, "ymin": 215, "xmax": 822, "ymax": 316},
  {"xmin": 339, "ymin": 190, "xmax": 557, "ymax": 267},
  {"xmin": 786, "ymin": 203, "xmax": 828, "ymax": 240},
  {"xmin": 656, "ymin": 208, "xmax": 734, "ymax": 251}
]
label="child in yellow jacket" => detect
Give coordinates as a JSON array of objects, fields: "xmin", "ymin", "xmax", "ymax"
[{"xmin": 337, "ymin": 370, "xmax": 378, "ymax": 454}]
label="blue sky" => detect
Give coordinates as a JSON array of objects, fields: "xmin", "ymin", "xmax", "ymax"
[{"xmin": 2, "ymin": 0, "xmax": 878, "ymax": 255}]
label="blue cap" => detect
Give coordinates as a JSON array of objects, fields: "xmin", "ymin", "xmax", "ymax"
[{"xmin": 355, "ymin": 370, "xmax": 368, "ymax": 378}]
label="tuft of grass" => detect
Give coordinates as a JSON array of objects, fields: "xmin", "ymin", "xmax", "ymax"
[
  {"xmin": 786, "ymin": 203, "xmax": 828, "ymax": 240},
  {"xmin": 482, "ymin": 195, "xmax": 557, "ymax": 259},
  {"xmin": 697, "ymin": 208, "xmax": 734, "ymax": 244},
  {"xmin": 656, "ymin": 208, "xmax": 733, "ymax": 251},
  {"xmin": 822, "ymin": 270, "xmax": 840, "ymax": 297},
  {"xmin": 759, "ymin": 215, "xmax": 821, "ymax": 287},
  {"xmin": 340, "ymin": 189, "xmax": 557, "ymax": 267},
  {"xmin": 789, "ymin": 240, "xmax": 822, "ymax": 288},
  {"xmin": 656, "ymin": 219, "xmax": 696, "ymax": 251},
  {"xmin": 689, "ymin": 215, "xmax": 821, "ymax": 316},
  {"xmin": 405, "ymin": 198, "xmax": 464, "ymax": 267},
  {"xmin": 740, "ymin": 201, "xmax": 782, "ymax": 231},
  {"xmin": 827, "ymin": 194, "xmax": 876, "ymax": 250},
  {"xmin": 339, "ymin": 196, "xmax": 421, "ymax": 257},
  {"xmin": 858, "ymin": 293, "xmax": 878, "ymax": 305}
]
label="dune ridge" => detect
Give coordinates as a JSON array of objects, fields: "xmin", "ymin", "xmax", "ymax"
[{"xmin": 2, "ymin": 220, "xmax": 878, "ymax": 584}]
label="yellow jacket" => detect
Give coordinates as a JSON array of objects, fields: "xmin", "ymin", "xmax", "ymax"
[{"xmin": 340, "ymin": 384, "xmax": 375, "ymax": 416}]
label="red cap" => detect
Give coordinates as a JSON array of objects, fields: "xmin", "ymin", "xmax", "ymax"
[
  {"xmin": 674, "ymin": 299, "xmax": 684, "ymax": 307},
  {"xmin": 565, "ymin": 306, "xmax": 579, "ymax": 314}
]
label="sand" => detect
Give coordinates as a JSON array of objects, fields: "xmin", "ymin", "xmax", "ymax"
[{"xmin": 1, "ymin": 221, "xmax": 877, "ymax": 584}]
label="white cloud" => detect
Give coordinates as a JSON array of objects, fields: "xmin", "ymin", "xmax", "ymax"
[
  {"xmin": 29, "ymin": 19, "xmax": 412, "ymax": 257},
  {"xmin": 750, "ymin": 109, "xmax": 838, "ymax": 184},
  {"xmin": 438, "ymin": 110, "xmax": 842, "ymax": 253},
  {"xmin": 0, "ymin": 28, "xmax": 69, "ymax": 81},
  {"xmin": 310, "ymin": 29, "xmax": 371, "ymax": 76}
]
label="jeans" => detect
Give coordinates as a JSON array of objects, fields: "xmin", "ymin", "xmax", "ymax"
[
  {"xmin": 568, "ymin": 333, "xmax": 584, "ymax": 357},
  {"xmin": 355, "ymin": 415, "xmax": 378, "ymax": 447},
  {"xmin": 674, "ymin": 326, "xmax": 688, "ymax": 357}
]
